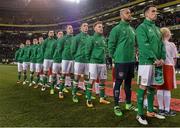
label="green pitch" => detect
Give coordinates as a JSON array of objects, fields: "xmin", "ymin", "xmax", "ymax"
[{"xmin": 0, "ymin": 64, "xmax": 180, "ymax": 127}]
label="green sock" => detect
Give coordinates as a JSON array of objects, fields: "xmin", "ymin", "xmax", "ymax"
[
  {"xmin": 59, "ymin": 76, "xmax": 65, "ymax": 92},
  {"xmin": 30, "ymin": 74, "xmax": 33, "ymax": 83},
  {"xmin": 99, "ymin": 83, "xmax": 105, "ymax": 98},
  {"xmin": 24, "ymin": 72, "xmax": 27, "ymax": 81},
  {"xmin": 70, "ymin": 75, "xmax": 74, "ymax": 90},
  {"xmin": 43, "ymin": 75, "xmax": 48, "ymax": 85},
  {"xmin": 59, "ymin": 83, "xmax": 64, "ymax": 92},
  {"xmin": 137, "ymin": 88, "xmax": 145, "ymax": 115},
  {"xmin": 84, "ymin": 80, "xmax": 88, "ymax": 95},
  {"xmin": 51, "ymin": 76, "xmax": 56, "ymax": 90},
  {"xmin": 72, "ymin": 80, "xmax": 78, "ymax": 95},
  {"xmin": 36, "ymin": 74, "xmax": 40, "ymax": 84},
  {"xmin": 86, "ymin": 83, "xmax": 92, "ymax": 101},
  {"xmin": 18, "ymin": 72, "xmax": 21, "ymax": 80},
  {"xmin": 147, "ymin": 87, "xmax": 155, "ymax": 112}
]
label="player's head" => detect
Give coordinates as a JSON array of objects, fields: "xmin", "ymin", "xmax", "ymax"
[
  {"xmin": 93, "ymin": 21, "xmax": 103, "ymax": 34},
  {"xmin": 160, "ymin": 27, "xmax": 172, "ymax": 41},
  {"xmin": 120, "ymin": 8, "xmax": 132, "ymax": 21},
  {"xmin": 38, "ymin": 36, "xmax": 44, "ymax": 44},
  {"xmin": 33, "ymin": 38, "xmax": 38, "ymax": 45},
  {"xmin": 20, "ymin": 43, "xmax": 24, "ymax": 48},
  {"xmin": 57, "ymin": 31, "xmax": 64, "ymax": 39},
  {"xmin": 25, "ymin": 39, "xmax": 31, "ymax": 45},
  {"xmin": 48, "ymin": 30, "xmax": 54, "ymax": 38},
  {"xmin": 80, "ymin": 23, "xmax": 88, "ymax": 33},
  {"xmin": 66, "ymin": 25, "xmax": 73, "ymax": 35},
  {"xmin": 144, "ymin": 5, "xmax": 157, "ymax": 21}
]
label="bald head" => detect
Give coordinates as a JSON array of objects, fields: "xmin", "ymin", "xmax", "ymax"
[{"xmin": 120, "ymin": 8, "xmax": 132, "ymax": 21}]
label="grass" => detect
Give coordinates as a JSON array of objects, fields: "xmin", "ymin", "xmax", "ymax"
[{"xmin": 0, "ymin": 64, "xmax": 180, "ymax": 127}]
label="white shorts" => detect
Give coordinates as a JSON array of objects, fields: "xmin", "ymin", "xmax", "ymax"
[
  {"xmin": 36, "ymin": 63, "xmax": 43, "ymax": 73},
  {"xmin": 17, "ymin": 62, "xmax": 23, "ymax": 72},
  {"xmin": 89, "ymin": 63, "xmax": 107, "ymax": 80},
  {"xmin": 52, "ymin": 63, "xmax": 61, "ymax": 74},
  {"xmin": 62, "ymin": 60, "xmax": 74, "ymax": 74},
  {"xmin": 23, "ymin": 62, "xmax": 30, "ymax": 71},
  {"xmin": 43, "ymin": 59, "xmax": 53, "ymax": 71},
  {"xmin": 74, "ymin": 62, "xmax": 89, "ymax": 76},
  {"xmin": 137, "ymin": 65, "xmax": 154, "ymax": 86},
  {"xmin": 30, "ymin": 63, "xmax": 36, "ymax": 72}
]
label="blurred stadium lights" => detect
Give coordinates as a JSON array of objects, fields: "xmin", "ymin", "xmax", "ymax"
[
  {"xmin": 64, "ymin": 0, "xmax": 81, "ymax": 4},
  {"xmin": 24, "ymin": 0, "xmax": 31, "ymax": 6},
  {"xmin": 140, "ymin": 13, "xmax": 144, "ymax": 18},
  {"xmin": 104, "ymin": 13, "xmax": 109, "ymax": 16},
  {"xmin": 28, "ymin": 33, "xmax": 32, "ymax": 36},
  {"xmin": 138, "ymin": 2, "xmax": 145, "ymax": 6},
  {"xmin": 132, "ymin": 17, "xmax": 137, "ymax": 20},
  {"xmin": 163, "ymin": 7, "xmax": 170, "ymax": 10}
]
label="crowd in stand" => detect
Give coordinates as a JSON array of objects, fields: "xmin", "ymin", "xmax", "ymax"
[
  {"xmin": 0, "ymin": 0, "xmax": 178, "ymax": 25},
  {"xmin": 0, "ymin": 0, "xmax": 179, "ymax": 63}
]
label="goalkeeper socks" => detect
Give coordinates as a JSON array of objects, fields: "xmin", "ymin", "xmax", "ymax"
[
  {"xmin": 113, "ymin": 79, "xmax": 123, "ymax": 106},
  {"xmin": 124, "ymin": 77, "xmax": 132, "ymax": 104}
]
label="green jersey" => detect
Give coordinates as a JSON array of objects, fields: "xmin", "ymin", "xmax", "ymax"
[
  {"xmin": 42, "ymin": 37, "xmax": 56, "ymax": 60},
  {"xmin": 136, "ymin": 19, "xmax": 166, "ymax": 65},
  {"xmin": 71, "ymin": 32, "xmax": 90, "ymax": 63},
  {"xmin": 20, "ymin": 45, "xmax": 31, "ymax": 62},
  {"xmin": 61, "ymin": 35, "xmax": 74, "ymax": 60},
  {"xmin": 36, "ymin": 44, "xmax": 44, "ymax": 64},
  {"xmin": 108, "ymin": 21, "xmax": 135, "ymax": 63},
  {"xmin": 15, "ymin": 48, "xmax": 23, "ymax": 63},
  {"xmin": 86, "ymin": 33, "xmax": 107, "ymax": 64},
  {"xmin": 30, "ymin": 44, "xmax": 38, "ymax": 63},
  {"xmin": 53, "ymin": 38, "xmax": 63, "ymax": 63}
]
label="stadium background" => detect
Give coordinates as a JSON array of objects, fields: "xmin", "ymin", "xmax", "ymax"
[
  {"xmin": 0, "ymin": 0, "xmax": 180, "ymax": 127},
  {"xmin": 0, "ymin": 0, "xmax": 180, "ymax": 64}
]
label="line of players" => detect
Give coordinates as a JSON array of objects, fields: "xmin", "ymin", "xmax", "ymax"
[
  {"xmin": 15, "ymin": 21, "xmax": 110, "ymax": 108},
  {"xmin": 15, "ymin": 5, "xmax": 178, "ymax": 126}
]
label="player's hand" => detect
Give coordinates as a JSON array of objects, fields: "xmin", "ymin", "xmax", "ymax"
[
  {"xmin": 159, "ymin": 59, "xmax": 164, "ymax": 66},
  {"xmin": 112, "ymin": 63, "xmax": 115, "ymax": 68},
  {"xmin": 154, "ymin": 60, "xmax": 161, "ymax": 67},
  {"xmin": 112, "ymin": 58, "xmax": 115, "ymax": 67}
]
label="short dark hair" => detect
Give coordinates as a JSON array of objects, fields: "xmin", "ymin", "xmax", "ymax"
[
  {"xmin": 143, "ymin": 5, "xmax": 156, "ymax": 14},
  {"xmin": 81, "ymin": 22, "xmax": 88, "ymax": 26},
  {"xmin": 93, "ymin": 21, "xmax": 103, "ymax": 28},
  {"xmin": 38, "ymin": 36, "xmax": 43, "ymax": 39},
  {"xmin": 57, "ymin": 31, "xmax": 63, "ymax": 34}
]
